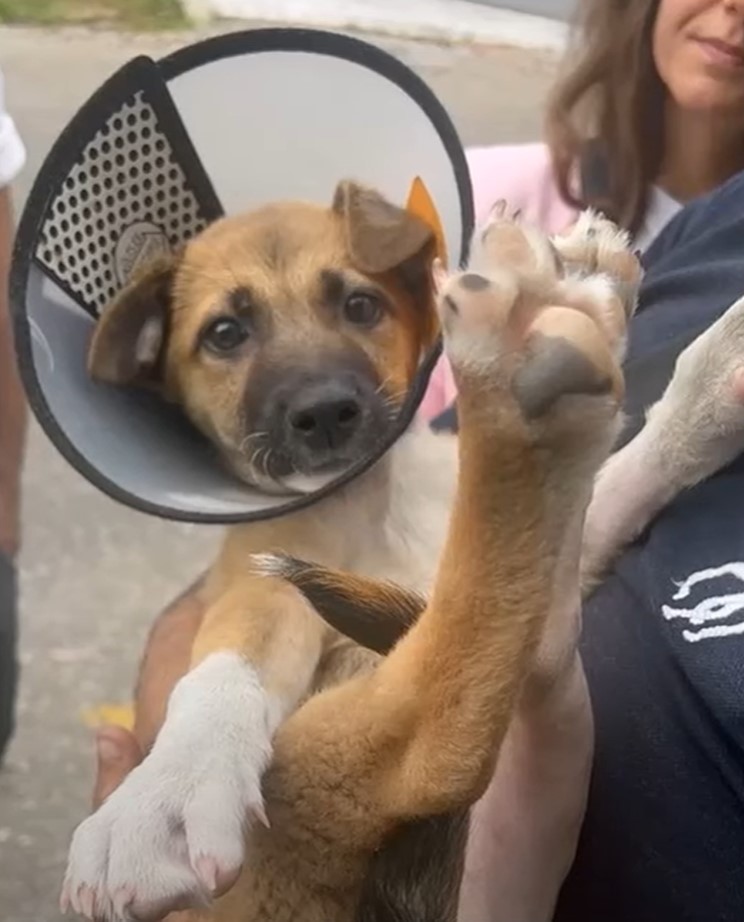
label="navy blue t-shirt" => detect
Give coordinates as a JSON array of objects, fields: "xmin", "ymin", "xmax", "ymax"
[{"xmin": 554, "ymin": 172, "xmax": 744, "ymax": 922}]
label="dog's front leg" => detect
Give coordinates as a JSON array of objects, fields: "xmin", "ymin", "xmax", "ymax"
[
  {"xmin": 458, "ymin": 208, "xmax": 645, "ymax": 922},
  {"xmin": 62, "ymin": 574, "xmax": 327, "ymax": 921},
  {"xmin": 581, "ymin": 293, "xmax": 744, "ymax": 591}
]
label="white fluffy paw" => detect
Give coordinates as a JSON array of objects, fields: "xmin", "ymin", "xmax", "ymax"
[
  {"xmin": 554, "ymin": 208, "xmax": 632, "ymax": 262},
  {"xmin": 61, "ymin": 652, "xmax": 276, "ymax": 921}
]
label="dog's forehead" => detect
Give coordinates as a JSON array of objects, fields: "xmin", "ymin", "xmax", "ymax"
[
  {"xmin": 185, "ymin": 203, "xmax": 347, "ymax": 272},
  {"xmin": 171, "ymin": 203, "xmax": 359, "ymax": 315}
]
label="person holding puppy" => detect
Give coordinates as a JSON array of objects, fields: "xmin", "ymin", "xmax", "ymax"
[{"xmin": 88, "ymin": 2, "xmax": 744, "ymax": 921}]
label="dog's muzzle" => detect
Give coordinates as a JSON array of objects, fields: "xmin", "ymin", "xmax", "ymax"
[{"xmin": 250, "ymin": 364, "xmax": 392, "ymax": 481}]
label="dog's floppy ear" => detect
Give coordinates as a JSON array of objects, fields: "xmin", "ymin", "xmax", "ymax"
[
  {"xmin": 333, "ymin": 179, "xmax": 435, "ymax": 275},
  {"xmin": 87, "ymin": 253, "xmax": 177, "ymax": 390},
  {"xmin": 251, "ymin": 554, "xmax": 426, "ymax": 654}
]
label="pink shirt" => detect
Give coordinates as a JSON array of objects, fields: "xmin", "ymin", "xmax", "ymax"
[{"xmin": 419, "ymin": 143, "xmax": 577, "ymax": 422}]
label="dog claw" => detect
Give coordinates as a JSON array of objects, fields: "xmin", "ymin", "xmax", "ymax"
[
  {"xmin": 194, "ymin": 856, "xmax": 219, "ymax": 894},
  {"xmin": 112, "ymin": 884, "xmax": 137, "ymax": 917},
  {"xmin": 487, "ymin": 199, "xmax": 520, "ymax": 223},
  {"xmin": 77, "ymin": 884, "xmax": 97, "ymax": 919},
  {"xmin": 253, "ymin": 802, "xmax": 271, "ymax": 829}
]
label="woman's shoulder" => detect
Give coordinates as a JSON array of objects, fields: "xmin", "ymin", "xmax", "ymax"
[{"xmin": 466, "ymin": 142, "xmax": 577, "ymax": 235}]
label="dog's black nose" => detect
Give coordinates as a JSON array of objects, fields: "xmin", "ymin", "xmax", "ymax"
[{"xmin": 287, "ymin": 386, "xmax": 363, "ymax": 452}]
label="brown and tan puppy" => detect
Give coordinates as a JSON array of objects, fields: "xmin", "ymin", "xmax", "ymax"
[
  {"xmin": 65, "ymin": 196, "xmax": 627, "ymax": 922},
  {"xmin": 61, "ymin": 193, "xmax": 640, "ymax": 922}
]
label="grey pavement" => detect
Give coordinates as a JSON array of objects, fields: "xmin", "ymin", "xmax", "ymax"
[{"xmin": 0, "ymin": 23, "xmax": 558, "ymax": 922}]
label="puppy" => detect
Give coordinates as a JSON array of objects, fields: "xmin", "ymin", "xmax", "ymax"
[{"xmin": 62, "ymin": 196, "xmax": 634, "ymax": 922}]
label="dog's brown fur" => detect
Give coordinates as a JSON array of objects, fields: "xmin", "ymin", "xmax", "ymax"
[{"xmin": 63, "ymin": 193, "xmax": 638, "ymax": 922}]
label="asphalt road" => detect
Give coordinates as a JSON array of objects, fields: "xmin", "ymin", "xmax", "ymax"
[{"xmin": 0, "ymin": 23, "xmax": 559, "ymax": 922}]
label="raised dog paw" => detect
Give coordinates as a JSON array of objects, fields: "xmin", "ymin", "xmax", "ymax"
[
  {"xmin": 437, "ymin": 217, "xmax": 624, "ymax": 456},
  {"xmin": 61, "ymin": 653, "xmax": 274, "ymax": 921}
]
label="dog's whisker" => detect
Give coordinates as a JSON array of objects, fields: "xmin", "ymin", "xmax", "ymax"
[
  {"xmin": 374, "ymin": 376, "xmax": 394, "ymax": 397},
  {"xmin": 238, "ymin": 431, "xmax": 269, "ymax": 454},
  {"xmin": 248, "ymin": 444, "xmax": 266, "ymax": 473},
  {"xmin": 261, "ymin": 448, "xmax": 275, "ymax": 478}
]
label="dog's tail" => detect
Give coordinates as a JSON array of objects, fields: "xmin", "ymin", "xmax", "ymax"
[{"xmin": 250, "ymin": 554, "xmax": 426, "ymax": 655}]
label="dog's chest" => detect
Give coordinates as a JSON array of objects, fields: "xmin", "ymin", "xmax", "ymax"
[
  {"xmin": 351, "ymin": 503, "xmax": 449, "ymax": 592},
  {"xmin": 338, "ymin": 431, "xmax": 457, "ymax": 592}
]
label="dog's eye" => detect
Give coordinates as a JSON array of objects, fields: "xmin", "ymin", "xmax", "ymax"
[
  {"xmin": 202, "ymin": 317, "xmax": 249, "ymax": 354},
  {"xmin": 343, "ymin": 292, "xmax": 383, "ymax": 327}
]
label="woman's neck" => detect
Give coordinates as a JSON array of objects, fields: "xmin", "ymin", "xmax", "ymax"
[{"xmin": 657, "ymin": 102, "xmax": 744, "ymax": 203}]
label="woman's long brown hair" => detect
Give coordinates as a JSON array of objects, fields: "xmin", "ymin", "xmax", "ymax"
[{"xmin": 545, "ymin": 0, "xmax": 665, "ymax": 236}]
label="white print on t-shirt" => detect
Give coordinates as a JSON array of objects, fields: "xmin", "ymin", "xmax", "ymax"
[{"xmin": 662, "ymin": 562, "xmax": 744, "ymax": 643}]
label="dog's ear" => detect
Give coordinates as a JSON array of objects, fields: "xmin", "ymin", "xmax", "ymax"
[
  {"xmin": 87, "ymin": 253, "xmax": 177, "ymax": 390},
  {"xmin": 333, "ymin": 179, "xmax": 435, "ymax": 276}
]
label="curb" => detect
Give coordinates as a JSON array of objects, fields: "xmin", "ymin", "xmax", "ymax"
[{"xmin": 181, "ymin": 0, "xmax": 569, "ymax": 51}]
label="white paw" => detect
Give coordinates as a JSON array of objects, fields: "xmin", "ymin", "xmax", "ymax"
[
  {"xmin": 555, "ymin": 208, "xmax": 632, "ymax": 260},
  {"xmin": 61, "ymin": 653, "xmax": 277, "ymax": 921}
]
